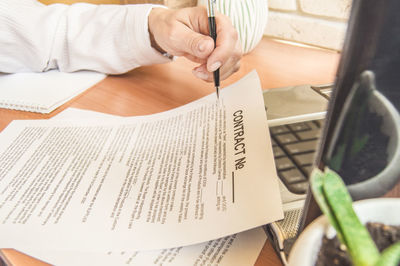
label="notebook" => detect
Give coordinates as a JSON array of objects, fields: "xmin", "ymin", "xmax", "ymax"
[{"xmin": 0, "ymin": 70, "xmax": 105, "ymax": 114}]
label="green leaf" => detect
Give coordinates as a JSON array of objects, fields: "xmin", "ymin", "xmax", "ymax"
[
  {"xmin": 310, "ymin": 168, "xmax": 344, "ymax": 243},
  {"xmin": 311, "ymin": 168, "xmax": 380, "ymax": 266},
  {"xmin": 375, "ymin": 242, "xmax": 400, "ymax": 266},
  {"xmin": 351, "ymin": 134, "xmax": 369, "ymax": 157}
]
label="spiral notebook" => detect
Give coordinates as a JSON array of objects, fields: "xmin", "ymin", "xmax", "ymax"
[{"xmin": 0, "ymin": 70, "xmax": 106, "ymax": 114}]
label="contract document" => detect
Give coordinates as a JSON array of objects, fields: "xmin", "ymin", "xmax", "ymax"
[
  {"xmin": 21, "ymin": 227, "xmax": 267, "ymax": 266},
  {"xmin": 7, "ymin": 109, "xmax": 269, "ymax": 265},
  {"xmin": 0, "ymin": 70, "xmax": 283, "ymax": 251}
]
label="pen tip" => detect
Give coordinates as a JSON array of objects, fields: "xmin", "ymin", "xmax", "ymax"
[{"xmin": 216, "ymin": 86, "xmax": 220, "ymax": 99}]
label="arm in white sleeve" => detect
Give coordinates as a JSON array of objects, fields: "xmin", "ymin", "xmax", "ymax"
[{"xmin": 0, "ymin": 0, "xmax": 171, "ymax": 74}]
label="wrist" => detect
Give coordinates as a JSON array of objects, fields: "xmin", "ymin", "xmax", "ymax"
[{"xmin": 148, "ymin": 8, "xmax": 167, "ymax": 55}]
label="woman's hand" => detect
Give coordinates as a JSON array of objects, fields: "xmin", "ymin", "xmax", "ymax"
[{"xmin": 148, "ymin": 6, "xmax": 242, "ymax": 82}]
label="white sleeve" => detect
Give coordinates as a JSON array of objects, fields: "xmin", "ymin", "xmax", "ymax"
[{"xmin": 0, "ymin": 0, "xmax": 171, "ymax": 74}]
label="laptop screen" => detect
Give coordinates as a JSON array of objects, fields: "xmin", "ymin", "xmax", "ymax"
[{"xmin": 301, "ymin": 0, "xmax": 400, "ymax": 228}]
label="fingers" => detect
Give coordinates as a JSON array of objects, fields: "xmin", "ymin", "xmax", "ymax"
[
  {"xmin": 192, "ymin": 64, "xmax": 210, "ymax": 81},
  {"xmin": 149, "ymin": 7, "xmax": 214, "ymax": 59},
  {"xmin": 193, "ymin": 13, "xmax": 242, "ymax": 82},
  {"xmin": 148, "ymin": 6, "xmax": 242, "ymax": 82},
  {"xmin": 206, "ymin": 13, "xmax": 242, "ymax": 74},
  {"xmin": 192, "ymin": 50, "xmax": 241, "ymax": 82},
  {"xmin": 177, "ymin": 26, "xmax": 215, "ymax": 59},
  {"xmin": 183, "ymin": 53, "xmax": 207, "ymax": 64}
]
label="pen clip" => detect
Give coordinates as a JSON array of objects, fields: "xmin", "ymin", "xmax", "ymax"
[{"xmin": 207, "ymin": 0, "xmax": 216, "ymax": 17}]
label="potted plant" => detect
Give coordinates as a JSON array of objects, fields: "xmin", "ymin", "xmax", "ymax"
[{"xmin": 288, "ymin": 168, "xmax": 400, "ymax": 266}]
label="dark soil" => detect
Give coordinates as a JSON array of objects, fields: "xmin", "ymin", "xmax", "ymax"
[
  {"xmin": 337, "ymin": 110, "xmax": 390, "ymax": 185},
  {"xmin": 315, "ymin": 222, "xmax": 400, "ymax": 266}
]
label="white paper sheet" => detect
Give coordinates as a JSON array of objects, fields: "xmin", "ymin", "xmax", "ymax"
[
  {"xmin": 53, "ymin": 107, "xmax": 120, "ymax": 120},
  {"xmin": 15, "ymin": 108, "xmax": 269, "ymax": 265},
  {"xmin": 0, "ymin": 70, "xmax": 282, "ymax": 251},
  {"xmin": 22, "ymin": 227, "xmax": 267, "ymax": 266},
  {"xmin": 0, "ymin": 70, "xmax": 106, "ymax": 113},
  {"xmin": 16, "ymin": 108, "xmax": 269, "ymax": 266}
]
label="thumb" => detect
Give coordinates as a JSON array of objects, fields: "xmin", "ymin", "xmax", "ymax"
[{"xmin": 180, "ymin": 29, "xmax": 214, "ymax": 59}]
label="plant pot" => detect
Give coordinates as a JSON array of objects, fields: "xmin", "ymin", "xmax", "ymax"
[
  {"xmin": 197, "ymin": 0, "xmax": 269, "ymax": 54},
  {"xmin": 346, "ymin": 87, "xmax": 400, "ymax": 200},
  {"xmin": 288, "ymin": 198, "xmax": 400, "ymax": 266},
  {"xmin": 326, "ymin": 71, "xmax": 400, "ymax": 200}
]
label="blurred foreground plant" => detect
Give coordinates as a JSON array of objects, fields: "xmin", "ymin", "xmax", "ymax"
[{"xmin": 310, "ymin": 168, "xmax": 400, "ymax": 266}]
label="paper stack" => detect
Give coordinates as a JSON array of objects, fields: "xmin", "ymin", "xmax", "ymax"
[{"xmin": 0, "ymin": 71, "xmax": 282, "ymax": 265}]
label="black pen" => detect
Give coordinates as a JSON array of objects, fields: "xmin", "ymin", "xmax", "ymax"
[{"xmin": 207, "ymin": 0, "xmax": 220, "ymax": 99}]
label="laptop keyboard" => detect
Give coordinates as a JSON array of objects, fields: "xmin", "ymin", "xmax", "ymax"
[{"xmin": 270, "ymin": 120, "xmax": 324, "ymax": 194}]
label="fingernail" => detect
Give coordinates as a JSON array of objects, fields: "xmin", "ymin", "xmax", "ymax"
[
  {"xmin": 209, "ymin": 61, "xmax": 221, "ymax": 72},
  {"xmin": 193, "ymin": 70, "xmax": 209, "ymax": 80}
]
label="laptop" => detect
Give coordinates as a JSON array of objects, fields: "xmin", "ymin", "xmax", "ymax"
[
  {"xmin": 263, "ymin": 0, "xmax": 400, "ymax": 264},
  {"xmin": 262, "ymin": 83, "xmax": 332, "ymax": 264}
]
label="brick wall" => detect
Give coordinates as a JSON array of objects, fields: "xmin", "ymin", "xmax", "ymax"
[{"xmin": 265, "ymin": 0, "xmax": 352, "ymax": 51}]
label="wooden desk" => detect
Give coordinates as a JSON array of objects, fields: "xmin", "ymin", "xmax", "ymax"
[{"xmin": 0, "ymin": 37, "xmax": 341, "ymax": 265}]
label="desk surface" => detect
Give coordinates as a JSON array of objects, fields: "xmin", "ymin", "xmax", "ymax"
[{"xmin": 0, "ymin": 38, "xmax": 341, "ymax": 265}]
